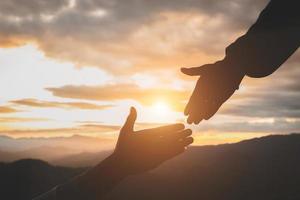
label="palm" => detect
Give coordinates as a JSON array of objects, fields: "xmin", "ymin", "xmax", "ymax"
[
  {"xmin": 114, "ymin": 107, "xmax": 193, "ymax": 174},
  {"xmin": 182, "ymin": 60, "xmax": 244, "ymax": 124}
]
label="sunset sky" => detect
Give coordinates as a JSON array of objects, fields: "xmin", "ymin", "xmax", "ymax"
[{"xmin": 0, "ymin": 0, "xmax": 299, "ymax": 145}]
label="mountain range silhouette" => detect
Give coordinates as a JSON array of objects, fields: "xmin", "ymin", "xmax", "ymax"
[{"xmin": 1, "ymin": 134, "xmax": 300, "ymax": 200}]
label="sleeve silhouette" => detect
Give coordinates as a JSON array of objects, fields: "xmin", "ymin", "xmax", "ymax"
[
  {"xmin": 225, "ymin": 0, "xmax": 300, "ymax": 78},
  {"xmin": 33, "ymin": 154, "xmax": 132, "ymax": 200}
]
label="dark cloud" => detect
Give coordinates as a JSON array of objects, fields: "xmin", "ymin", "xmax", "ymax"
[
  {"xmin": 222, "ymin": 95, "xmax": 300, "ymax": 118},
  {"xmin": 0, "ymin": 0, "xmax": 69, "ymax": 17},
  {"xmin": 0, "ymin": 0, "xmax": 269, "ymax": 72},
  {"xmin": 74, "ymin": 0, "xmax": 268, "ymax": 32},
  {"xmin": 221, "ymin": 59, "xmax": 300, "ymax": 119}
]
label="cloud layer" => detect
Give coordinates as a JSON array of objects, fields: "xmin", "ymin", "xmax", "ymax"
[
  {"xmin": 11, "ymin": 98, "xmax": 113, "ymax": 110},
  {"xmin": 46, "ymin": 83, "xmax": 189, "ymax": 111},
  {"xmin": 0, "ymin": 0, "xmax": 269, "ymax": 74},
  {"xmin": 0, "ymin": 106, "xmax": 18, "ymax": 113}
]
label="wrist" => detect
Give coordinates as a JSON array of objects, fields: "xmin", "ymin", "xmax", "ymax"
[
  {"xmin": 222, "ymin": 57, "xmax": 245, "ymax": 90},
  {"xmin": 84, "ymin": 153, "xmax": 129, "ymax": 186},
  {"xmin": 97, "ymin": 153, "xmax": 130, "ymax": 178},
  {"xmin": 57, "ymin": 154, "xmax": 128, "ymax": 200}
]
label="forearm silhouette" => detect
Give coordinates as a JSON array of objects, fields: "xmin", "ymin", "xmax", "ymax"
[
  {"xmin": 33, "ymin": 107, "xmax": 193, "ymax": 200},
  {"xmin": 182, "ymin": 0, "xmax": 300, "ymax": 124}
]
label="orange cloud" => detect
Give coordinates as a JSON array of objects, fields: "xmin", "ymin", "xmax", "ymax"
[
  {"xmin": 0, "ymin": 106, "xmax": 18, "ymax": 113},
  {"xmin": 47, "ymin": 84, "xmax": 190, "ymax": 112},
  {"xmin": 0, "ymin": 117, "xmax": 49, "ymax": 123},
  {"xmin": 11, "ymin": 98, "xmax": 113, "ymax": 110},
  {"xmin": 0, "ymin": 35, "xmax": 34, "ymax": 48},
  {"xmin": 192, "ymin": 131, "xmax": 269, "ymax": 146}
]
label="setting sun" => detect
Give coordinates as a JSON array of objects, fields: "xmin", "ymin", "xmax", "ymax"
[{"xmin": 152, "ymin": 101, "xmax": 171, "ymax": 116}]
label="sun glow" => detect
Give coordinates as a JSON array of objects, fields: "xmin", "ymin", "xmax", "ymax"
[{"xmin": 152, "ymin": 101, "xmax": 171, "ymax": 116}]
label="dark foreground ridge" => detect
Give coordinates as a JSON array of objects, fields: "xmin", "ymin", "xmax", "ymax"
[
  {"xmin": 0, "ymin": 159, "xmax": 85, "ymax": 200},
  {"xmin": 1, "ymin": 134, "xmax": 300, "ymax": 200}
]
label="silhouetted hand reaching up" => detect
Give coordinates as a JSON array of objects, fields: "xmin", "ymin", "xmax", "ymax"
[
  {"xmin": 34, "ymin": 107, "xmax": 193, "ymax": 200},
  {"xmin": 182, "ymin": 59, "xmax": 244, "ymax": 124},
  {"xmin": 113, "ymin": 107, "xmax": 193, "ymax": 174}
]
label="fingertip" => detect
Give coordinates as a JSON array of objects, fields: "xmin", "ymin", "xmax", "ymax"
[
  {"xmin": 183, "ymin": 137, "xmax": 194, "ymax": 146},
  {"xmin": 187, "ymin": 116, "xmax": 193, "ymax": 124},
  {"xmin": 188, "ymin": 137, "xmax": 194, "ymax": 144},
  {"xmin": 178, "ymin": 129, "xmax": 193, "ymax": 138},
  {"xmin": 206, "ymin": 107, "xmax": 219, "ymax": 120},
  {"xmin": 130, "ymin": 106, "xmax": 136, "ymax": 114},
  {"xmin": 184, "ymin": 101, "xmax": 191, "ymax": 116},
  {"xmin": 121, "ymin": 107, "xmax": 137, "ymax": 133},
  {"xmin": 194, "ymin": 115, "xmax": 203, "ymax": 124},
  {"xmin": 128, "ymin": 106, "xmax": 137, "ymax": 122},
  {"xmin": 204, "ymin": 113, "xmax": 213, "ymax": 120},
  {"xmin": 195, "ymin": 118, "xmax": 203, "ymax": 125},
  {"xmin": 184, "ymin": 108, "xmax": 189, "ymax": 116},
  {"xmin": 183, "ymin": 105, "xmax": 190, "ymax": 116},
  {"xmin": 176, "ymin": 123, "xmax": 185, "ymax": 130},
  {"xmin": 180, "ymin": 67, "xmax": 187, "ymax": 72},
  {"xmin": 185, "ymin": 129, "xmax": 193, "ymax": 137},
  {"xmin": 181, "ymin": 67, "xmax": 191, "ymax": 75},
  {"xmin": 167, "ymin": 123, "xmax": 185, "ymax": 131}
]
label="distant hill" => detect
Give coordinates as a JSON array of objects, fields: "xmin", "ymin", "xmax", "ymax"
[
  {"xmin": 1, "ymin": 134, "xmax": 300, "ymax": 200},
  {"xmin": 0, "ymin": 134, "xmax": 115, "ymax": 152},
  {"xmin": 0, "ymin": 159, "xmax": 85, "ymax": 200},
  {"xmin": 0, "ymin": 146, "xmax": 77, "ymax": 162},
  {"xmin": 52, "ymin": 150, "xmax": 112, "ymax": 167},
  {"xmin": 107, "ymin": 134, "xmax": 300, "ymax": 200},
  {"xmin": 0, "ymin": 134, "xmax": 115, "ymax": 164}
]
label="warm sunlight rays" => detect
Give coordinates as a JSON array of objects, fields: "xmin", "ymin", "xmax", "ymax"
[{"xmin": 0, "ymin": 42, "xmax": 297, "ymax": 143}]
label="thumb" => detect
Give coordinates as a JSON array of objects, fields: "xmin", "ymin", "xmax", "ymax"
[
  {"xmin": 181, "ymin": 64, "xmax": 212, "ymax": 76},
  {"xmin": 121, "ymin": 106, "xmax": 137, "ymax": 133}
]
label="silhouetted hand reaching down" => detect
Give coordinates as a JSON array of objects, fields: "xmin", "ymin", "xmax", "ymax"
[
  {"xmin": 34, "ymin": 107, "xmax": 193, "ymax": 200},
  {"xmin": 182, "ymin": 0, "xmax": 300, "ymax": 124},
  {"xmin": 182, "ymin": 59, "xmax": 244, "ymax": 124}
]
